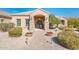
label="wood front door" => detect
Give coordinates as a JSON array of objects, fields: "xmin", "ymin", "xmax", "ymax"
[{"xmin": 35, "ymin": 20, "xmax": 44, "ymax": 29}]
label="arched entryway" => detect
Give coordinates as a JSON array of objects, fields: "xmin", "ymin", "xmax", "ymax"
[
  {"xmin": 34, "ymin": 14, "xmax": 45, "ymax": 29},
  {"xmin": 35, "ymin": 20, "xmax": 44, "ymax": 29}
]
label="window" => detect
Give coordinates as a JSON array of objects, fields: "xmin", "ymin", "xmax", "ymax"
[
  {"xmin": 61, "ymin": 20, "xmax": 65, "ymax": 25},
  {"xmin": 25, "ymin": 19, "xmax": 30, "ymax": 26},
  {"xmin": 16, "ymin": 19, "xmax": 21, "ymax": 26},
  {"xmin": 0, "ymin": 19, "xmax": 4, "ymax": 22}
]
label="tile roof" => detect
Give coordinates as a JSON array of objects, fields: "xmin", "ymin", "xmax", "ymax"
[
  {"xmin": 11, "ymin": 11, "xmax": 33, "ymax": 16},
  {"xmin": 11, "ymin": 8, "xmax": 50, "ymax": 16},
  {"xmin": 0, "ymin": 11, "xmax": 11, "ymax": 19}
]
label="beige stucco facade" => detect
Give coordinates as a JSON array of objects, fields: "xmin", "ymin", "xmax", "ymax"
[
  {"xmin": 29, "ymin": 9, "xmax": 49, "ymax": 30},
  {"xmin": 0, "ymin": 18, "xmax": 11, "ymax": 23},
  {"xmin": 11, "ymin": 16, "xmax": 28, "ymax": 27},
  {"xmin": 0, "ymin": 9, "xmax": 67, "ymax": 30},
  {"xmin": 11, "ymin": 9, "xmax": 50, "ymax": 30}
]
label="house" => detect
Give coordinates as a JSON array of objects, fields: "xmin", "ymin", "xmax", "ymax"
[
  {"xmin": 56, "ymin": 16, "xmax": 67, "ymax": 27},
  {"xmin": 0, "ymin": 9, "xmax": 67, "ymax": 30},
  {"xmin": 0, "ymin": 11, "xmax": 12, "ymax": 23}
]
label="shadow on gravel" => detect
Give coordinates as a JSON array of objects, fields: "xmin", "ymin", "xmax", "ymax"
[{"xmin": 51, "ymin": 37, "xmax": 68, "ymax": 49}]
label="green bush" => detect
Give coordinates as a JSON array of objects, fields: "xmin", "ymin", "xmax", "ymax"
[
  {"xmin": 0, "ymin": 23, "xmax": 8, "ymax": 32},
  {"xmin": 9, "ymin": 27, "xmax": 22, "ymax": 37},
  {"xmin": 0, "ymin": 23, "xmax": 14, "ymax": 32},
  {"xmin": 58, "ymin": 30, "xmax": 79, "ymax": 50},
  {"xmin": 67, "ymin": 17, "xmax": 79, "ymax": 28},
  {"xmin": 49, "ymin": 15, "xmax": 60, "ymax": 27},
  {"xmin": 64, "ymin": 27, "xmax": 73, "ymax": 31}
]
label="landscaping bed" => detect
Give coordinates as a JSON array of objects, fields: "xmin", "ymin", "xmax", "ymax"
[
  {"xmin": 8, "ymin": 27, "xmax": 22, "ymax": 37},
  {"xmin": 0, "ymin": 23, "xmax": 14, "ymax": 32},
  {"xmin": 58, "ymin": 30, "xmax": 79, "ymax": 50},
  {"xmin": 45, "ymin": 32, "xmax": 53, "ymax": 36},
  {"xmin": 25, "ymin": 32, "xmax": 33, "ymax": 37}
]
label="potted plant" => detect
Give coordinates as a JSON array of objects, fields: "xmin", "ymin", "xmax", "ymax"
[
  {"xmin": 45, "ymin": 32, "xmax": 53, "ymax": 36},
  {"xmin": 25, "ymin": 32, "xmax": 33, "ymax": 37}
]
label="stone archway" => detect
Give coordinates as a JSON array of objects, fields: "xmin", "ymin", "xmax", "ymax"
[{"xmin": 34, "ymin": 14, "xmax": 45, "ymax": 29}]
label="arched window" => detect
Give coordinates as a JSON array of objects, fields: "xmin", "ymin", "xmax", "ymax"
[{"xmin": 61, "ymin": 20, "xmax": 65, "ymax": 25}]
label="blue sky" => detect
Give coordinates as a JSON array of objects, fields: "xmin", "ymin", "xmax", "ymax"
[{"xmin": 0, "ymin": 8, "xmax": 79, "ymax": 17}]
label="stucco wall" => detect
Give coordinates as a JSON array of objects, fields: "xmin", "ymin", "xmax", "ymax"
[
  {"xmin": 11, "ymin": 15, "xmax": 30, "ymax": 28},
  {"xmin": 30, "ymin": 9, "xmax": 49, "ymax": 30},
  {"xmin": 0, "ymin": 18, "xmax": 11, "ymax": 23}
]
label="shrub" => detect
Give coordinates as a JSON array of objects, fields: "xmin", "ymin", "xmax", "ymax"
[
  {"xmin": 67, "ymin": 17, "xmax": 79, "ymax": 28},
  {"xmin": 49, "ymin": 15, "xmax": 60, "ymax": 27},
  {"xmin": 64, "ymin": 27, "xmax": 73, "ymax": 31},
  {"xmin": 68, "ymin": 25, "xmax": 74, "ymax": 28},
  {"xmin": 58, "ymin": 30, "xmax": 79, "ymax": 50},
  {"xmin": 9, "ymin": 27, "xmax": 22, "ymax": 37},
  {"xmin": 0, "ymin": 23, "xmax": 8, "ymax": 32},
  {"xmin": 0, "ymin": 23, "xmax": 15, "ymax": 32},
  {"xmin": 58, "ymin": 26, "xmax": 64, "ymax": 30}
]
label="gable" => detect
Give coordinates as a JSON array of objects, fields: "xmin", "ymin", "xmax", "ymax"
[
  {"xmin": 30, "ymin": 9, "xmax": 50, "ymax": 16},
  {"xmin": 11, "ymin": 9, "xmax": 50, "ymax": 16}
]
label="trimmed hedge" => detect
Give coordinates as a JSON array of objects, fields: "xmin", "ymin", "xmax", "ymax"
[
  {"xmin": 9, "ymin": 27, "xmax": 22, "ymax": 37},
  {"xmin": 0, "ymin": 23, "xmax": 15, "ymax": 32},
  {"xmin": 58, "ymin": 30, "xmax": 79, "ymax": 50}
]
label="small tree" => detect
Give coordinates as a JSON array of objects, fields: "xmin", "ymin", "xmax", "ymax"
[{"xmin": 49, "ymin": 14, "xmax": 60, "ymax": 27}]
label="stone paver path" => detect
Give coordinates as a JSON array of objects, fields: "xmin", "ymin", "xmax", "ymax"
[{"xmin": 25, "ymin": 29, "xmax": 67, "ymax": 50}]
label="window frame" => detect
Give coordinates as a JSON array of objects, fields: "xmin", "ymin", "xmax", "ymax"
[
  {"xmin": 16, "ymin": 19, "xmax": 21, "ymax": 26},
  {"xmin": 0, "ymin": 19, "xmax": 4, "ymax": 23},
  {"xmin": 25, "ymin": 19, "xmax": 30, "ymax": 26}
]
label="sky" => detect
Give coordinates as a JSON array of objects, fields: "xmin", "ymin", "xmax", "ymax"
[{"xmin": 0, "ymin": 8, "xmax": 79, "ymax": 17}]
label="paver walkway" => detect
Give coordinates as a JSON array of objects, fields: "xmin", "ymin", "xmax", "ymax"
[
  {"xmin": 25, "ymin": 29, "xmax": 67, "ymax": 50},
  {"xmin": 0, "ymin": 29, "xmax": 67, "ymax": 50}
]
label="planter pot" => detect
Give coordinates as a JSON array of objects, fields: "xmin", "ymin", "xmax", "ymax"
[
  {"xmin": 46, "ymin": 32, "xmax": 53, "ymax": 36},
  {"xmin": 25, "ymin": 32, "xmax": 33, "ymax": 37}
]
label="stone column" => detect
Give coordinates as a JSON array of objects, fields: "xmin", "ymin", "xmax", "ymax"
[
  {"xmin": 65, "ymin": 20, "xmax": 68, "ymax": 27},
  {"xmin": 45, "ymin": 16, "xmax": 49, "ymax": 31},
  {"xmin": 30, "ymin": 16, "xmax": 35, "ymax": 30}
]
